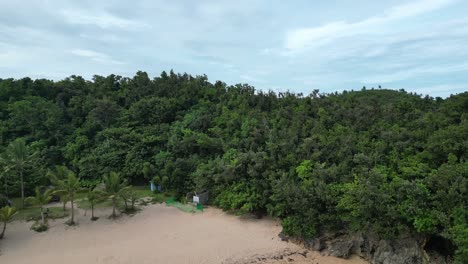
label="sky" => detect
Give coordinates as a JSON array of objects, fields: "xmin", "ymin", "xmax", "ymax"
[{"xmin": 0, "ymin": 0, "xmax": 467, "ymax": 97}]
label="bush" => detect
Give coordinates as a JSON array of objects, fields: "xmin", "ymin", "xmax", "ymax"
[
  {"xmin": 281, "ymin": 216, "xmax": 316, "ymax": 239},
  {"xmin": 80, "ymin": 179, "xmax": 101, "ymax": 189},
  {"xmin": 31, "ymin": 222, "xmax": 48, "ymax": 232}
]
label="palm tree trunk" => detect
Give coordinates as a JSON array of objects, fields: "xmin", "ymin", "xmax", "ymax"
[
  {"xmin": 70, "ymin": 195, "xmax": 75, "ymax": 224},
  {"xmin": 91, "ymin": 204, "xmax": 94, "ymax": 219},
  {"xmin": 20, "ymin": 170, "xmax": 24, "ymax": 208},
  {"xmin": 4, "ymin": 174, "xmax": 7, "ymax": 198},
  {"xmin": 112, "ymin": 197, "xmax": 116, "ymax": 217},
  {"xmin": 0, "ymin": 221, "xmax": 6, "ymax": 239},
  {"xmin": 41, "ymin": 207, "xmax": 45, "ymax": 225},
  {"xmin": 124, "ymin": 198, "xmax": 128, "ymax": 210}
]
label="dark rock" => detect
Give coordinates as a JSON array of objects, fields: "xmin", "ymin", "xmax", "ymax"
[
  {"xmin": 326, "ymin": 237, "xmax": 354, "ymax": 258},
  {"xmin": 305, "ymin": 237, "xmax": 326, "ymax": 251},
  {"xmin": 278, "ymin": 232, "xmax": 289, "ymax": 242},
  {"xmin": 299, "ymin": 232, "xmax": 451, "ymax": 264},
  {"xmin": 371, "ymin": 238, "xmax": 425, "ymax": 264}
]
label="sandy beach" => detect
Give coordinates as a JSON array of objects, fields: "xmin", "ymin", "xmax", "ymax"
[{"xmin": 0, "ymin": 204, "xmax": 367, "ymax": 264}]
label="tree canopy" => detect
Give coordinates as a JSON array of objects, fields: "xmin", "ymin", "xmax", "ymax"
[{"xmin": 0, "ymin": 72, "xmax": 466, "ymax": 261}]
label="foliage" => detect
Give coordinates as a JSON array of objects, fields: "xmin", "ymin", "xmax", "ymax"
[
  {"xmin": 13, "ymin": 206, "xmax": 68, "ymax": 222},
  {"xmin": 85, "ymin": 189, "xmax": 105, "ymax": 220},
  {"xmin": 53, "ymin": 170, "xmax": 81, "ymax": 225},
  {"xmin": 0, "ymin": 206, "xmax": 17, "ymax": 239},
  {"xmin": 30, "ymin": 221, "xmax": 48, "ymax": 232},
  {"xmin": 0, "ymin": 72, "xmax": 466, "ymax": 258},
  {"xmin": 2, "ymin": 139, "xmax": 36, "ymax": 208},
  {"xmin": 102, "ymin": 172, "xmax": 130, "ymax": 217},
  {"xmin": 24, "ymin": 187, "xmax": 53, "ymax": 226}
]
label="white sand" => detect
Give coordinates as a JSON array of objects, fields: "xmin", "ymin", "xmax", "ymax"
[{"xmin": 0, "ymin": 204, "xmax": 368, "ymax": 264}]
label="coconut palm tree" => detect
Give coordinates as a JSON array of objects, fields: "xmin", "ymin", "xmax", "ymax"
[
  {"xmin": 103, "ymin": 172, "xmax": 130, "ymax": 218},
  {"xmin": 53, "ymin": 172, "xmax": 81, "ymax": 225},
  {"xmin": 3, "ymin": 139, "xmax": 36, "ymax": 208},
  {"xmin": 86, "ymin": 189, "xmax": 104, "ymax": 221},
  {"xmin": 48, "ymin": 165, "xmax": 71, "ymax": 211},
  {"xmin": 0, "ymin": 206, "xmax": 17, "ymax": 239},
  {"xmin": 25, "ymin": 187, "xmax": 53, "ymax": 226}
]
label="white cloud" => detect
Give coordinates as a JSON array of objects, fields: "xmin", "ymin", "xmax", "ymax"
[
  {"xmin": 240, "ymin": 74, "xmax": 265, "ymax": 83},
  {"xmin": 385, "ymin": 0, "xmax": 456, "ymax": 19},
  {"xmin": 412, "ymin": 84, "xmax": 466, "ymax": 93},
  {"xmin": 363, "ymin": 62, "xmax": 468, "ymax": 83},
  {"xmin": 71, "ymin": 49, "xmax": 125, "ymax": 65},
  {"xmin": 285, "ymin": 0, "xmax": 456, "ymax": 52},
  {"xmin": 61, "ymin": 9, "xmax": 149, "ymax": 30}
]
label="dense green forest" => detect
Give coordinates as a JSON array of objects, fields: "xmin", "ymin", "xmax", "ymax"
[{"xmin": 0, "ymin": 71, "xmax": 466, "ymax": 261}]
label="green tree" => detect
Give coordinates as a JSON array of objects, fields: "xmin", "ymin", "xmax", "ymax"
[
  {"xmin": 48, "ymin": 165, "xmax": 71, "ymax": 211},
  {"xmin": 53, "ymin": 172, "xmax": 81, "ymax": 225},
  {"xmin": 103, "ymin": 172, "xmax": 130, "ymax": 218},
  {"xmin": 25, "ymin": 187, "xmax": 53, "ymax": 226},
  {"xmin": 86, "ymin": 189, "xmax": 104, "ymax": 221},
  {"xmin": 3, "ymin": 139, "xmax": 36, "ymax": 208},
  {"xmin": 142, "ymin": 162, "xmax": 151, "ymax": 180},
  {"xmin": 0, "ymin": 206, "xmax": 17, "ymax": 239}
]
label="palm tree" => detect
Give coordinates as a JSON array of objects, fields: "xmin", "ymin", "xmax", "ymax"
[
  {"xmin": 25, "ymin": 187, "xmax": 52, "ymax": 226},
  {"xmin": 53, "ymin": 172, "xmax": 81, "ymax": 225},
  {"xmin": 3, "ymin": 139, "xmax": 36, "ymax": 208},
  {"xmin": 48, "ymin": 165, "xmax": 71, "ymax": 211},
  {"xmin": 120, "ymin": 189, "xmax": 138, "ymax": 212},
  {"xmin": 86, "ymin": 189, "xmax": 104, "ymax": 221},
  {"xmin": 103, "ymin": 172, "xmax": 130, "ymax": 218},
  {"xmin": 0, "ymin": 206, "xmax": 17, "ymax": 239}
]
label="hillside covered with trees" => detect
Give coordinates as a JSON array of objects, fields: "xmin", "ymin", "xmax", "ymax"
[{"xmin": 0, "ymin": 71, "xmax": 466, "ymax": 262}]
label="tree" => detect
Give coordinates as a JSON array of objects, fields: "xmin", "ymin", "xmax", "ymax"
[
  {"xmin": 0, "ymin": 206, "xmax": 17, "ymax": 239},
  {"xmin": 103, "ymin": 172, "xmax": 130, "ymax": 218},
  {"xmin": 86, "ymin": 189, "xmax": 104, "ymax": 221},
  {"xmin": 3, "ymin": 139, "xmax": 36, "ymax": 208},
  {"xmin": 25, "ymin": 187, "xmax": 52, "ymax": 226},
  {"xmin": 48, "ymin": 165, "xmax": 71, "ymax": 211},
  {"xmin": 121, "ymin": 189, "xmax": 138, "ymax": 212},
  {"xmin": 142, "ymin": 162, "xmax": 151, "ymax": 180},
  {"xmin": 53, "ymin": 172, "xmax": 81, "ymax": 225},
  {"xmin": 161, "ymin": 176, "xmax": 169, "ymax": 191}
]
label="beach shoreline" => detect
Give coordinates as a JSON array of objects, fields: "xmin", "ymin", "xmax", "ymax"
[{"xmin": 0, "ymin": 204, "xmax": 367, "ymax": 264}]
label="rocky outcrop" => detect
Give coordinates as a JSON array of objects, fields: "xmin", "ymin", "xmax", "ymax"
[{"xmin": 282, "ymin": 232, "xmax": 452, "ymax": 264}]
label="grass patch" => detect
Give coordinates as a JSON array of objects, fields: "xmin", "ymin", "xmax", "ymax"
[
  {"xmin": 13, "ymin": 206, "xmax": 69, "ymax": 222},
  {"xmin": 76, "ymin": 186, "xmax": 173, "ymax": 210}
]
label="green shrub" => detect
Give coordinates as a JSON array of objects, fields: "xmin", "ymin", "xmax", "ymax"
[
  {"xmin": 281, "ymin": 216, "xmax": 316, "ymax": 239},
  {"xmin": 31, "ymin": 222, "xmax": 48, "ymax": 232}
]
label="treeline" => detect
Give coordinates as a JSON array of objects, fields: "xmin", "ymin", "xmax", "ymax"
[{"xmin": 0, "ymin": 71, "xmax": 466, "ymax": 262}]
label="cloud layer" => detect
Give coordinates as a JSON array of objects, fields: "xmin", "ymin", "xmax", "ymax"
[{"xmin": 0, "ymin": 0, "xmax": 467, "ymax": 97}]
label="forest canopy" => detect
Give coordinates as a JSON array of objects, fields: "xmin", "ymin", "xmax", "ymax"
[{"xmin": 0, "ymin": 71, "xmax": 466, "ymax": 261}]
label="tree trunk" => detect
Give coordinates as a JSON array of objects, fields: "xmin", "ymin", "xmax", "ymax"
[
  {"xmin": 41, "ymin": 207, "xmax": 45, "ymax": 225},
  {"xmin": 62, "ymin": 199, "xmax": 66, "ymax": 211},
  {"xmin": 20, "ymin": 170, "xmax": 24, "ymax": 208},
  {"xmin": 124, "ymin": 198, "xmax": 128, "ymax": 210},
  {"xmin": 91, "ymin": 204, "xmax": 94, "ymax": 219},
  {"xmin": 0, "ymin": 222, "xmax": 6, "ymax": 239},
  {"xmin": 112, "ymin": 197, "xmax": 116, "ymax": 217},
  {"xmin": 4, "ymin": 174, "xmax": 7, "ymax": 198},
  {"xmin": 70, "ymin": 194, "xmax": 75, "ymax": 224}
]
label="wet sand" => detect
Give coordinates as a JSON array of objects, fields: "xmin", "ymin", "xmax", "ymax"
[{"xmin": 0, "ymin": 204, "xmax": 367, "ymax": 264}]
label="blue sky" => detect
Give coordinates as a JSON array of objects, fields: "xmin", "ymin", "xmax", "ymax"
[{"xmin": 0, "ymin": 0, "xmax": 467, "ymax": 97}]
